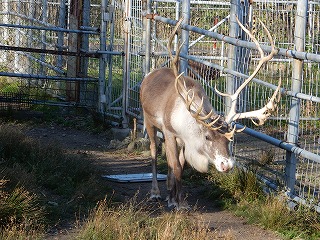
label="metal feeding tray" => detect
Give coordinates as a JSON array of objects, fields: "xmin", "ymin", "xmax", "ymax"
[{"xmin": 102, "ymin": 173, "xmax": 167, "ymax": 183}]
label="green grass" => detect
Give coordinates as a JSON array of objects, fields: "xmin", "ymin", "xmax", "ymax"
[
  {"xmin": 1, "ymin": 119, "xmax": 320, "ymax": 239},
  {"xmin": 77, "ymin": 196, "xmax": 211, "ymax": 240},
  {"xmin": 207, "ymin": 167, "xmax": 320, "ymax": 240},
  {"xmin": 0, "ymin": 78, "xmax": 20, "ymax": 94},
  {"xmin": 0, "ymin": 122, "xmax": 217, "ymax": 240},
  {"xmin": 0, "ymin": 123, "xmax": 110, "ymax": 238}
]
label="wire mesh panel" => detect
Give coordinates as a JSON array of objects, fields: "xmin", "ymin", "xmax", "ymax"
[
  {"xmin": 144, "ymin": 0, "xmax": 320, "ymax": 210},
  {"xmin": 125, "ymin": 0, "xmax": 145, "ymax": 120},
  {"xmin": 0, "ymin": 0, "xmax": 102, "ymax": 110}
]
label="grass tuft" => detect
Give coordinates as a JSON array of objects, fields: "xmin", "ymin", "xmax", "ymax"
[
  {"xmin": 0, "ymin": 180, "xmax": 45, "ymax": 240},
  {"xmin": 0, "ymin": 122, "xmax": 109, "ymax": 235},
  {"xmin": 77, "ymin": 196, "xmax": 211, "ymax": 240},
  {"xmin": 208, "ymin": 166, "xmax": 320, "ymax": 239}
]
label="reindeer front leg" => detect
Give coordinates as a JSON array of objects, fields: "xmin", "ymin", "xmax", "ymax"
[{"xmin": 164, "ymin": 133, "xmax": 187, "ymax": 209}]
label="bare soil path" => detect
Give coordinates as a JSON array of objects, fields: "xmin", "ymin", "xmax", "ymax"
[{"xmin": 25, "ymin": 123, "xmax": 283, "ymax": 240}]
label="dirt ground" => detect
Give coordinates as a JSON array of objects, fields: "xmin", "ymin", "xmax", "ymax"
[{"xmin": 25, "ymin": 122, "xmax": 283, "ymax": 240}]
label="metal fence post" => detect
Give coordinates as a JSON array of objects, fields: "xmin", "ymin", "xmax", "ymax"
[
  {"xmin": 237, "ymin": 0, "xmax": 251, "ymax": 113},
  {"xmin": 80, "ymin": 0, "xmax": 91, "ymax": 104},
  {"xmin": 40, "ymin": 0, "xmax": 48, "ymax": 76},
  {"xmin": 180, "ymin": 0, "xmax": 190, "ymax": 75},
  {"xmin": 98, "ymin": 0, "xmax": 108, "ymax": 113},
  {"xmin": 57, "ymin": 0, "xmax": 66, "ymax": 72},
  {"xmin": 121, "ymin": 0, "xmax": 131, "ymax": 128},
  {"xmin": 1, "ymin": 0, "xmax": 9, "ymax": 65},
  {"xmin": 285, "ymin": 0, "xmax": 308, "ymax": 197},
  {"xmin": 106, "ymin": 0, "xmax": 116, "ymax": 110},
  {"xmin": 226, "ymin": 0, "xmax": 240, "ymax": 115},
  {"xmin": 142, "ymin": 0, "xmax": 151, "ymax": 76}
]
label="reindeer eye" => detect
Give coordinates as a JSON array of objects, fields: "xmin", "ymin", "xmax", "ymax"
[{"xmin": 205, "ymin": 135, "xmax": 211, "ymax": 141}]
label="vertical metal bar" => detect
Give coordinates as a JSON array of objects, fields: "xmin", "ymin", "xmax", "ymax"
[
  {"xmin": 180, "ymin": 0, "xmax": 190, "ymax": 75},
  {"xmin": 1, "ymin": 0, "xmax": 9, "ymax": 64},
  {"xmin": 146, "ymin": 0, "xmax": 152, "ymax": 74},
  {"xmin": 237, "ymin": 0, "xmax": 250, "ymax": 113},
  {"xmin": 122, "ymin": 0, "xmax": 131, "ymax": 128},
  {"xmin": 142, "ymin": 0, "xmax": 151, "ymax": 76},
  {"xmin": 66, "ymin": 0, "xmax": 82, "ymax": 102},
  {"xmin": 14, "ymin": 1, "xmax": 21, "ymax": 73},
  {"xmin": 285, "ymin": 0, "xmax": 308, "ymax": 196},
  {"xmin": 106, "ymin": 0, "xmax": 116, "ymax": 110},
  {"xmin": 226, "ymin": 0, "xmax": 240, "ymax": 115},
  {"xmin": 40, "ymin": 0, "xmax": 48, "ymax": 75},
  {"xmin": 82, "ymin": 0, "xmax": 91, "ymax": 58},
  {"xmin": 98, "ymin": 0, "xmax": 107, "ymax": 113},
  {"xmin": 27, "ymin": 0, "xmax": 35, "ymax": 75},
  {"xmin": 57, "ymin": 0, "xmax": 66, "ymax": 71},
  {"xmin": 79, "ymin": 0, "xmax": 90, "ymax": 104}
]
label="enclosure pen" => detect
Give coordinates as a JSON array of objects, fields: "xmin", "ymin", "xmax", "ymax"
[{"xmin": 0, "ymin": 0, "xmax": 320, "ymax": 213}]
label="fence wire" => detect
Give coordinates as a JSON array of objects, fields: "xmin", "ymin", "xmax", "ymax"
[
  {"xmin": 0, "ymin": 0, "xmax": 101, "ymax": 110},
  {"xmin": 149, "ymin": 0, "xmax": 320, "ymax": 211}
]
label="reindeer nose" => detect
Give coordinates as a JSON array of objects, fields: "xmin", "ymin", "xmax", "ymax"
[{"xmin": 221, "ymin": 162, "xmax": 230, "ymax": 172}]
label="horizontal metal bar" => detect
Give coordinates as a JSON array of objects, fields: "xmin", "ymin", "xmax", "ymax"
[
  {"xmin": 0, "ymin": 45, "xmax": 99, "ymax": 58},
  {"xmin": 0, "ymin": 23, "xmax": 99, "ymax": 35},
  {"xmin": 0, "ymin": 72, "xmax": 98, "ymax": 82},
  {"xmin": 0, "ymin": 45, "xmax": 123, "ymax": 58},
  {"xmin": 20, "ymin": 52, "xmax": 65, "ymax": 75},
  {"xmin": 153, "ymin": 15, "xmax": 320, "ymax": 63},
  {"xmin": 235, "ymin": 123, "xmax": 320, "ymax": 164},
  {"xmin": 179, "ymin": 53, "xmax": 320, "ymax": 103},
  {"xmin": 286, "ymin": 192, "xmax": 320, "ymax": 213},
  {"xmin": 94, "ymin": 50, "xmax": 125, "ymax": 56}
]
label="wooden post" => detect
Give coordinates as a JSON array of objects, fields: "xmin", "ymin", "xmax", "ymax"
[{"xmin": 66, "ymin": 0, "xmax": 83, "ymax": 102}]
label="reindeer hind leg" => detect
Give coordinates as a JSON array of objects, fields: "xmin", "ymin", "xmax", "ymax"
[{"xmin": 144, "ymin": 119, "xmax": 161, "ymax": 201}]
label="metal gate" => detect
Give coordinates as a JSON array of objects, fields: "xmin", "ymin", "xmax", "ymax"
[
  {"xmin": 0, "ymin": 0, "xmax": 126, "ymax": 124},
  {"xmin": 138, "ymin": 0, "xmax": 320, "ymax": 212}
]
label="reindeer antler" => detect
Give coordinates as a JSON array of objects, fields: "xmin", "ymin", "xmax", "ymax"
[
  {"xmin": 216, "ymin": 16, "xmax": 281, "ymax": 127},
  {"xmin": 169, "ymin": 19, "xmax": 222, "ymax": 131}
]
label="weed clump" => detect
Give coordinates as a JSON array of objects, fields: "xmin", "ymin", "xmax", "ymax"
[
  {"xmin": 208, "ymin": 167, "xmax": 320, "ymax": 240},
  {"xmin": 0, "ymin": 123, "xmax": 109, "ymax": 237},
  {"xmin": 77, "ymin": 197, "xmax": 211, "ymax": 240}
]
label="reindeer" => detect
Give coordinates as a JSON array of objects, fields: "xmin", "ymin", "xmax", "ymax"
[{"xmin": 139, "ymin": 17, "xmax": 281, "ymax": 209}]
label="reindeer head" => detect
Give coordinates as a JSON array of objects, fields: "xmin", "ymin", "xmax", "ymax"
[{"xmin": 169, "ymin": 17, "xmax": 280, "ymax": 172}]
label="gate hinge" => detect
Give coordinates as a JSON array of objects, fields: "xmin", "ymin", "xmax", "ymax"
[
  {"xmin": 103, "ymin": 5, "xmax": 115, "ymax": 22},
  {"xmin": 145, "ymin": 13, "xmax": 157, "ymax": 19}
]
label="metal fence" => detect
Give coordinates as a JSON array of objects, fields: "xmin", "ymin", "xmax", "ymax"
[
  {"xmin": 0, "ymin": 0, "xmax": 320, "ymax": 211},
  {"xmin": 139, "ymin": 0, "xmax": 320, "ymax": 212},
  {"xmin": 0, "ymin": 0, "xmax": 124, "ymax": 122}
]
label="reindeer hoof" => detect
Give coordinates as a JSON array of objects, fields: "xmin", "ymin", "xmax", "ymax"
[
  {"xmin": 166, "ymin": 196, "xmax": 190, "ymax": 211},
  {"xmin": 149, "ymin": 194, "xmax": 162, "ymax": 202},
  {"xmin": 176, "ymin": 202, "xmax": 190, "ymax": 211}
]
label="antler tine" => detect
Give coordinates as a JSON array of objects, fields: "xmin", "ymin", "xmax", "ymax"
[
  {"xmin": 171, "ymin": 18, "xmax": 222, "ymax": 132},
  {"xmin": 168, "ymin": 18, "xmax": 184, "ymax": 77},
  {"xmin": 224, "ymin": 125, "xmax": 236, "ymax": 142},
  {"xmin": 236, "ymin": 77, "xmax": 282, "ymax": 126},
  {"xmin": 214, "ymin": 84, "xmax": 231, "ymax": 98},
  {"xmin": 222, "ymin": 15, "xmax": 279, "ymax": 124},
  {"xmin": 204, "ymin": 115, "xmax": 222, "ymax": 131},
  {"xmin": 185, "ymin": 89, "xmax": 195, "ymax": 111},
  {"xmin": 191, "ymin": 97, "xmax": 204, "ymax": 118},
  {"xmin": 232, "ymin": 16, "xmax": 278, "ymax": 99}
]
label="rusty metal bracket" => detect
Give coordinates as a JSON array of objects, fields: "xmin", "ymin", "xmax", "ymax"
[{"xmin": 145, "ymin": 13, "xmax": 157, "ymax": 19}]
